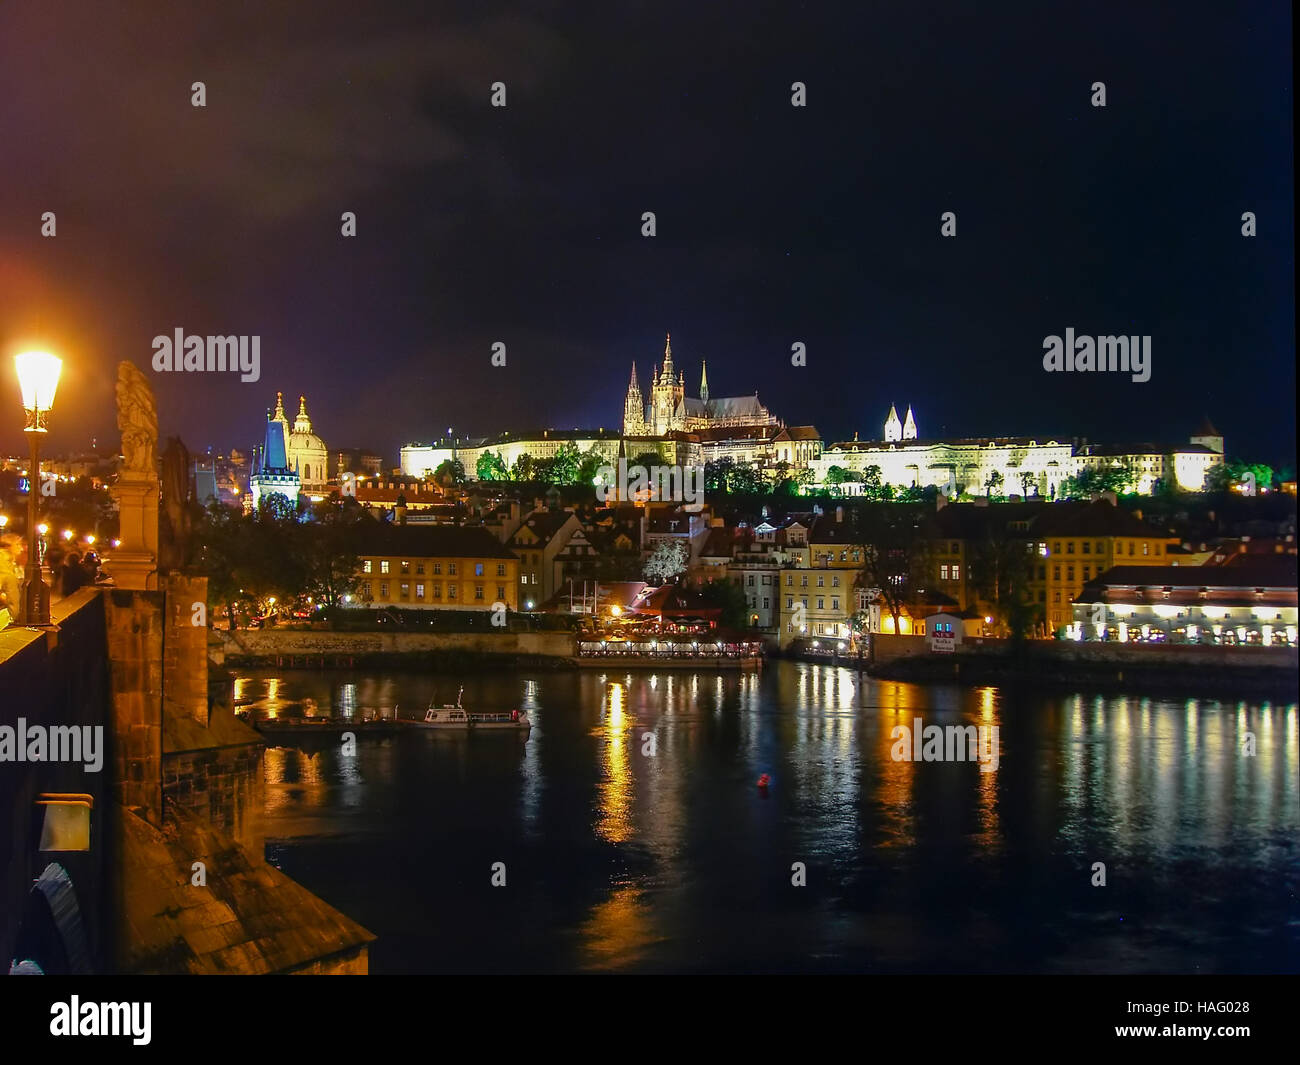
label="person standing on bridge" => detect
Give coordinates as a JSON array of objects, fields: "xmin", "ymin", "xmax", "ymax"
[{"xmin": 0, "ymin": 533, "xmax": 27, "ymax": 629}]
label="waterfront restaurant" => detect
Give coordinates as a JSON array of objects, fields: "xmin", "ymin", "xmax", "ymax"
[{"xmin": 1069, "ymin": 559, "xmax": 1298, "ymax": 646}]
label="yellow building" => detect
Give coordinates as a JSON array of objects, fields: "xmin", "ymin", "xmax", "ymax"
[
  {"xmin": 354, "ymin": 523, "xmax": 519, "ymax": 611},
  {"xmin": 1030, "ymin": 503, "xmax": 1178, "ymax": 633},
  {"xmin": 777, "ymin": 510, "xmax": 862, "ymax": 648}
]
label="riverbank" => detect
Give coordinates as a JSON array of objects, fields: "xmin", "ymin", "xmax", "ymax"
[
  {"xmin": 211, "ymin": 627, "xmax": 576, "ymax": 670},
  {"xmin": 866, "ymin": 644, "xmax": 1299, "ymax": 696}
]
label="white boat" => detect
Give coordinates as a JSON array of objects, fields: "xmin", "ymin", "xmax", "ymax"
[{"xmin": 401, "ymin": 687, "xmax": 531, "ymax": 733}]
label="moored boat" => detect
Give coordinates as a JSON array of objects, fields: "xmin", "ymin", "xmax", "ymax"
[{"xmin": 401, "ymin": 686, "xmax": 531, "ymax": 733}]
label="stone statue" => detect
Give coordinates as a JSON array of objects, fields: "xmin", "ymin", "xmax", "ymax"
[
  {"xmin": 159, "ymin": 437, "xmax": 192, "ymax": 572},
  {"xmin": 116, "ymin": 361, "xmax": 158, "ymax": 477}
]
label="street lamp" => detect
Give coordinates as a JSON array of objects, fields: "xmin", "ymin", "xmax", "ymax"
[{"xmin": 14, "ymin": 351, "xmax": 62, "ymax": 626}]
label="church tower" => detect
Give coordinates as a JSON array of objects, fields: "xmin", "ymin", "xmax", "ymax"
[
  {"xmin": 650, "ymin": 333, "xmax": 685, "ymax": 434},
  {"xmin": 700, "ymin": 360, "xmax": 710, "ymax": 404},
  {"xmin": 884, "ymin": 404, "xmax": 903, "ymax": 442},
  {"xmin": 623, "ymin": 362, "xmax": 647, "ymax": 436},
  {"xmin": 903, "ymin": 405, "xmax": 917, "ymax": 440}
]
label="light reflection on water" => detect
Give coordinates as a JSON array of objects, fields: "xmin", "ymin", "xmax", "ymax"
[{"xmin": 247, "ymin": 662, "xmax": 1299, "ymax": 973}]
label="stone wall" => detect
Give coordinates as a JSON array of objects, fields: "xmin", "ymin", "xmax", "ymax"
[
  {"xmin": 0, "ymin": 588, "xmax": 113, "ymax": 972},
  {"xmin": 214, "ymin": 627, "xmax": 576, "ymax": 667}
]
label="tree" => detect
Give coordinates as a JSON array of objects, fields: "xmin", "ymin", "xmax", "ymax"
[
  {"xmin": 700, "ymin": 577, "xmax": 750, "ymax": 628},
  {"xmin": 985, "ymin": 470, "xmax": 1004, "ymax": 499},
  {"xmin": 432, "ymin": 459, "xmax": 464, "ymax": 488},
  {"xmin": 1020, "ymin": 471, "xmax": 1036, "ymax": 497},
  {"xmin": 825, "ymin": 465, "xmax": 850, "ymax": 485},
  {"xmin": 644, "ymin": 540, "xmax": 690, "ymax": 584},
  {"xmin": 968, "ymin": 526, "xmax": 1039, "ymax": 641},
  {"xmin": 550, "ymin": 442, "xmax": 581, "ymax": 484},
  {"xmin": 849, "ymin": 503, "xmax": 929, "ymax": 636},
  {"xmin": 577, "ymin": 447, "xmax": 606, "ymax": 487},
  {"xmin": 860, "ymin": 465, "xmax": 886, "ymax": 502},
  {"xmin": 300, "ymin": 497, "xmax": 369, "ymax": 609},
  {"xmin": 477, "ymin": 450, "xmax": 508, "ymax": 481},
  {"xmin": 512, "ymin": 453, "xmax": 535, "ymax": 482}
]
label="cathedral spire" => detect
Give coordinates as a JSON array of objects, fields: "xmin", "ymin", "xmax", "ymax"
[
  {"xmin": 628, "ymin": 361, "xmax": 639, "ymax": 389},
  {"xmin": 700, "ymin": 360, "xmax": 709, "ymax": 403},
  {"xmin": 884, "ymin": 404, "xmax": 902, "ymax": 443},
  {"xmin": 294, "ymin": 394, "xmax": 313, "ymax": 434},
  {"xmin": 272, "ymin": 391, "xmax": 287, "ymax": 424},
  {"xmin": 662, "ymin": 332, "xmax": 674, "ymax": 379}
]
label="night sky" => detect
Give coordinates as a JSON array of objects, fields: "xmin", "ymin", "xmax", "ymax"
[{"xmin": 0, "ymin": 2, "xmax": 1293, "ymax": 468}]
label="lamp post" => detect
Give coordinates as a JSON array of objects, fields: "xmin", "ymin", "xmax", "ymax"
[{"xmin": 15, "ymin": 351, "xmax": 62, "ymax": 626}]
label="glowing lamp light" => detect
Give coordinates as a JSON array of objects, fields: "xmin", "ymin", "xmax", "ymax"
[
  {"xmin": 0, "ymin": 515, "xmax": 7, "ymax": 529},
  {"xmin": 61, "ymin": 529, "xmax": 73, "ymax": 541},
  {"xmin": 85, "ymin": 534, "xmax": 95, "ymax": 545},
  {"xmin": 14, "ymin": 351, "xmax": 63, "ymax": 416},
  {"xmin": 610, "ymin": 604, "xmax": 622, "ymax": 617},
  {"xmin": 37, "ymin": 523, "xmax": 48, "ymax": 536}
]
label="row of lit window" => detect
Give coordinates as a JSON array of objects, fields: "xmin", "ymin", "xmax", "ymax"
[
  {"xmin": 373, "ymin": 582, "xmax": 508, "ymax": 602},
  {"xmin": 785, "ymin": 573, "xmax": 843, "ymax": 587},
  {"xmin": 362, "ymin": 559, "xmax": 509, "ymax": 577},
  {"xmin": 785, "ymin": 596, "xmax": 842, "ymax": 612}
]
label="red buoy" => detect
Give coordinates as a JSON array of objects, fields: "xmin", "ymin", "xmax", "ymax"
[{"xmin": 756, "ymin": 773, "xmax": 771, "ymax": 788}]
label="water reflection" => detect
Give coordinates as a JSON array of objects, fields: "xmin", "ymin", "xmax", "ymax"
[{"xmin": 240, "ymin": 665, "xmax": 1298, "ymax": 973}]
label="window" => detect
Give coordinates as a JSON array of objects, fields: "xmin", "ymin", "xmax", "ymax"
[
  {"xmin": 1053, "ymin": 591, "xmax": 1060, "ymax": 603},
  {"xmin": 940, "ymin": 564, "xmax": 950, "ymax": 580},
  {"xmin": 801, "ymin": 575, "xmax": 808, "ymax": 587},
  {"xmin": 832, "ymin": 597, "xmax": 840, "ymax": 610},
  {"xmin": 840, "ymin": 550, "xmax": 847, "ymax": 561},
  {"xmin": 1082, "ymin": 542, "xmax": 1090, "ymax": 554},
  {"xmin": 1083, "ymin": 566, "xmax": 1091, "ymax": 580},
  {"xmin": 817, "ymin": 575, "xmax": 824, "ymax": 587},
  {"xmin": 401, "ymin": 560, "xmax": 411, "ymax": 573},
  {"xmin": 952, "ymin": 542, "xmax": 959, "ymax": 553},
  {"xmin": 1142, "ymin": 543, "xmax": 1149, "ymax": 556},
  {"xmin": 1066, "ymin": 542, "xmax": 1074, "ymax": 555},
  {"xmin": 1127, "ymin": 543, "xmax": 1134, "ymax": 556},
  {"xmin": 762, "ymin": 575, "xmax": 770, "ymax": 585},
  {"xmin": 416, "ymin": 563, "xmax": 425, "ymax": 575},
  {"xmin": 1067, "ymin": 566, "xmax": 1075, "ymax": 582},
  {"xmin": 787, "ymin": 574, "xmax": 793, "ymax": 586},
  {"xmin": 416, "ymin": 584, "xmax": 425, "ymax": 599},
  {"xmin": 786, "ymin": 597, "xmax": 793, "ymax": 609},
  {"xmin": 475, "ymin": 563, "xmax": 484, "ymax": 577},
  {"xmin": 817, "ymin": 598, "xmax": 825, "ymax": 610},
  {"xmin": 475, "ymin": 585, "xmax": 484, "ymax": 600},
  {"xmin": 433, "ymin": 562, "xmax": 442, "ymax": 574},
  {"xmin": 363, "ymin": 560, "xmax": 373, "ymax": 574},
  {"xmin": 497, "ymin": 564, "xmax": 506, "ymax": 577},
  {"xmin": 432, "ymin": 584, "xmax": 442, "ymax": 600},
  {"xmin": 763, "ymin": 597, "xmax": 769, "ymax": 609},
  {"xmin": 448, "ymin": 585, "xmax": 457, "ymax": 599},
  {"xmin": 951, "ymin": 564, "xmax": 960, "ymax": 580},
  {"xmin": 380, "ymin": 582, "xmax": 389, "ymax": 598},
  {"xmin": 400, "ymin": 583, "xmax": 409, "ymax": 600},
  {"xmin": 748, "ymin": 575, "xmax": 754, "ymax": 587},
  {"xmin": 521, "ymin": 575, "xmax": 528, "ymax": 584},
  {"xmin": 1053, "ymin": 542, "xmax": 1061, "ymax": 555},
  {"xmin": 497, "ymin": 586, "xmax": 506, "ymax": 600},
  {"xmin": 380, "ymin": 560, "xmax": 390, "ymax": 574},
  {"xmin": 449, "ymin": 563, "xmax": 458, "ymax": 575},
  {"xmin": 1095, "ymin": 541, "xmax": 1104, "ymax": 554}
]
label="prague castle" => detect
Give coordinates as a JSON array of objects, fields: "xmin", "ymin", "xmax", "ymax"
[{"xmin": 622, "ymin": 334, "xmax": 780, "ymax": 436}]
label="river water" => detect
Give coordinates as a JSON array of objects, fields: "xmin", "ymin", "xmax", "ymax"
[{"xmin": 231, "ymin": 663, "xmax": 1299, "ymax": 973}]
